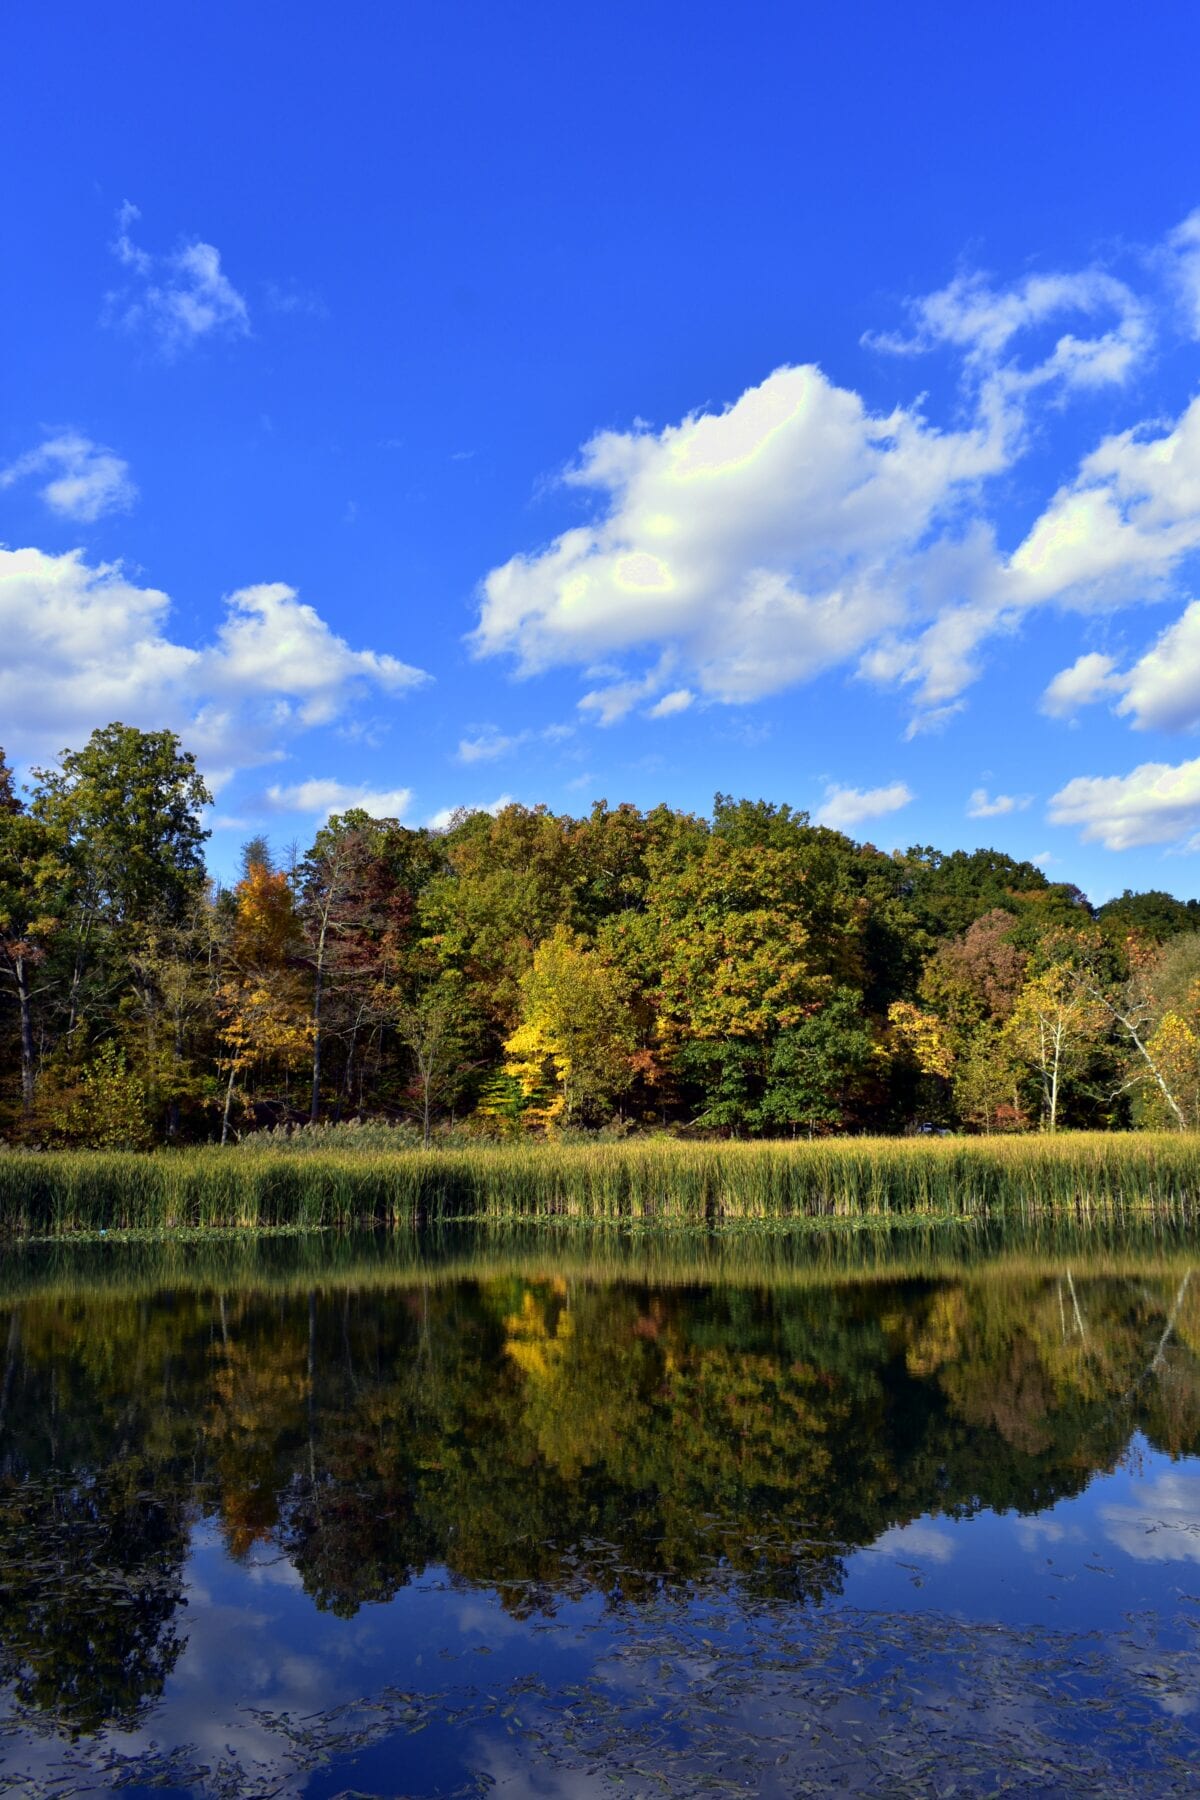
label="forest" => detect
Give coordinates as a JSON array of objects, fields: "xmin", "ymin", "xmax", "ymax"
[{"xmin": 5, "ymin": 720, "xmax": 1200, "ymax": 1147}]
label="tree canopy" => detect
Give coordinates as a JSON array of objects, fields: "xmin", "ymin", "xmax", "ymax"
[{"xmin": 4, "ymin": 722, "xmax": 1200, "ymax": 1141}]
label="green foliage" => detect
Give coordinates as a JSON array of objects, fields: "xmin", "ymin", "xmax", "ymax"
[
  {"xmin": 33, "ymin": 722, "xmax": 211, "ymax": 927},
  {"xmin": 46, "ymin": 1041, "xmax": 154, "ymax": 1150},
  {"xmin": 6, "ymin": 725, "xmax": 1200, "ymax": 1144}
]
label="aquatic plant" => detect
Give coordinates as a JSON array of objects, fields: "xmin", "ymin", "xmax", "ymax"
[{"xmin": 3, "ymin": 1132, "xmax": 1200, "ymax": 1235}]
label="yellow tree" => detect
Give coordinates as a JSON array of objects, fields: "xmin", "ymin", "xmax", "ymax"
[
  {"xmin": 1140, "ymin": 979, "xmax": 1200, "ymax": 1128},
  {"xmin": 886, "ymin": 1001, "xmax": 953, "ymax": 1079},
  {"xmin": 502, "ymin": 926, "xmax": 634, "ymax": 1129},
  {"xmin": 1005, "ymin": 964, "xmax": 1107, "ymax": 1132},
  {"xmin": 217, "ymin": 862, "xmax": 313, "ymax": 1140}
]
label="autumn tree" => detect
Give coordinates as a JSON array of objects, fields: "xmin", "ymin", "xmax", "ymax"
[
  {"xmin": 920, "ymin": 909, "xmax": 1028, "ymax": 1131},
  {"xmin": 650, "ymin": 835, "xmax": 835, "ymax": 1131},
  {"xmin": 216, "ymin": 860, "xmax": 313, "ymax": 1140},
  {"xmin": 1005, "ymin": 960, "xmax": 1108, "ymax": 1133},
  {"xmin": 503, "ymin": 927, "xmax": 635, "ymax": 1128}
]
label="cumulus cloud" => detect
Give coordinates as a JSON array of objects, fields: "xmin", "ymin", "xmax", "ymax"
[
  {"xmin": 475, "ymin": 363, "xmax": 1005, "ymax": 722},
  {"xmin": 264, "ymin": 778, "xmax": 413, "ymax": 820},
  {"xmin": 1043, "ymin": 592, "xmax": 1200, "ymax": 734},
  {"xmin": 0, "ymin": 545, "xmax": 427, "ymax": 774},
  {"xmin": 1117, "ymin": 602, "xmax": 1200, "ymax": 731},
  {"xmin": 1011, "ymin": 393, "xmax": 1200, "ymax": 609},
  {"xmin": 1048, "ymin": 756, "xmax": 1200, "ymax": 849},
  {"xmin": 106, "ymin": 202, "xmax": 249, "ymax": 355},
  {"xmin": 816, "ymin": 781, "xmax": 913, "ymax": 830},
  {"xmin": 1041, "ymin": 651, "xmax": 1126, "ymax": 717},
  {"xmin": 0, "ymin": 431, "xmax": 137, "ymax": 521},
  {"xmin": 471, "ymin": 216, "xmax": 1200, "ymax": 734},
  {"xmin": 967, "ymin": 788, "xmax": 1032, "ymax": 817}
]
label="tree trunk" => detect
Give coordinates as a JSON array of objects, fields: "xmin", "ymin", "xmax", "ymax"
[
  {"xmin": 309, "ymin": 962, "xmax": 323, "ymax": 1124},
  {"xmin": 221, "ymin": 1062, "xmax": 237, "ymax": 1144},
  {"xmin": 14, "ymin": 955, "xmax": 35, "ymax": 1116}
]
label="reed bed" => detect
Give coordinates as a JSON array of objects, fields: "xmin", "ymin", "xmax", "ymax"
[{"xmin": 4, "ymin": 1132, "xmax": 1200, "ymax": 1237}]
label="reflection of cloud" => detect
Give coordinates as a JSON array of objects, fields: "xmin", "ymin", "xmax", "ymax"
[
  {"xmin": 1101, "ymin": 1470, "xmax": 1200, "ymax": 1563},
  {"xmin": 872, "ymin": 1520, "xmax": 957, "ymax": 1564},
  {"xmin": 1015, "ymin": 1515, "xmax": 1085, "ymax": 1552}
]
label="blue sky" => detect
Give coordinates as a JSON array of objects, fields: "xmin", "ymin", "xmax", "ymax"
[{"xmin": 4, "ymin": 2, "xmax": 1200, "ymax": 899}]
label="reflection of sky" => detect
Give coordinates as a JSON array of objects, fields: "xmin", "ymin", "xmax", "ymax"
[
  {"xmin": 843, "ymin": 1436, "xmax": 1200, "ymax": 1638},
  {"xmin": 4, "ymin": 1447, "xmax": 1200, "ymax": 1794},
  {"xmin": 0, "ymin": 1524, "xmax": 606, "ymax": 1797}
]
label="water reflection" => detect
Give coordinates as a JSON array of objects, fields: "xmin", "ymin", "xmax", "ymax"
[{"xmin": 1, "ymin": 1232, "xmax": 1200, "ymax": 1792}]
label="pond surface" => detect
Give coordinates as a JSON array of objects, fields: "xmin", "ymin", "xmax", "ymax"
[{"xmin": 2, "ymin": 1224, "xmax": 1200, "ymax": 1796}]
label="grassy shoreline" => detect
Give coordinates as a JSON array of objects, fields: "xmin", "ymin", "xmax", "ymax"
[{"xmin": 5, "ymin": 1133, "xmax": 1200, "ymax": 1235}]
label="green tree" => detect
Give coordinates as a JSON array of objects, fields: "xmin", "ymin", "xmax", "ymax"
[
  {"xmin": 0, "ymin": 750, "xmax": 71, "ymax": 1115},
  {"xmin": 761, "ymin": 988, "xmax": 875, "ymax": 1134},
  {"xmin": 32, "ymin": 723, "xmax": 211, "ymax": 1045}
]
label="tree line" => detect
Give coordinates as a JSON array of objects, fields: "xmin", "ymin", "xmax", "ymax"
[{"xmin": 4, "ymin": 720, "xmax": 1200, "ymax": 1145}]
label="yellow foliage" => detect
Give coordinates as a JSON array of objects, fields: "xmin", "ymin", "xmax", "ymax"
[
  {"xmin": 502, "ymin": 926, "xmax": 634, "ymax": 1128},
  {"xmin": 886, "ymin": 1001, "xmax": 953, "ymax": 1078}
]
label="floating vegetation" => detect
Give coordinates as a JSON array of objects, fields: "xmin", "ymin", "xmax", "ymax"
[{"xmin": 5, "ymin": 1132, "xmax": 1200, "ymax": 1236}]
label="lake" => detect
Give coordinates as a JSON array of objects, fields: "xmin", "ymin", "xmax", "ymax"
[{"xmin": 1, "ymin": 1222, "xmax": 1199, "ymax": 1796}]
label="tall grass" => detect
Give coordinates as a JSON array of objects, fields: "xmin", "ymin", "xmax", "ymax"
[{"xmin": 4, "ymin": 1133, "xmax": 1200, "ymax": 1236}]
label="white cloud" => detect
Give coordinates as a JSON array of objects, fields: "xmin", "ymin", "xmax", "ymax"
[
  {"xmin": 1048, "ymin": 755, "xmax": 1200, "ymax": 849},
  {"xmin": 967, "ymin": 787, "xmax": 1032, "ymax": 818},
  {"xmin": 1043, "ymin": 595, "xmax": 1200, "ymax": 735},
  {"xmin": 1117, "ymin": 601, "xmax": 1200, "ymax": 731},
  {"xmin": 1041, "ymin": 650, "xmax": 1126, "ymax": 718},
  {"xmin": 867, "ymin": 267, "xmax": 1150, "ymax": 395},
  {"xmin": 457, "ymin": 723, "xmax": 574, "ymax": 762},
  {"xmin": 817, "ymin": 781, "xmax": 913, "ymax": 830},
  {"xmin": 646, "ymin": 687, "xmax": 694, "ymax": 718},
  {"xmin": 427, "ymin": 793, "xmax": 514, "ymax": 831},
  {"xmin": 106, "ymin": 202, "xmax": 249, "ymax": 355},
  {"xmin": 457, "ymin": 728, "xmax": 526, "ymax": 763},
  {"xmin": 1166, "ymin": 209, "xmax": 1200, "ymax": 339},
  {"xmin": 0, "ymin": 431, "xmax": 136, "ymax": 522},
  {"xmin": 264, "ymin": 779, "xmax": 413, "ymax": 820},
  {"xmin": 209, "ymin": 582, "xmax": 424, "ymax": 725},
  {"xmin": 0, "ymin": 546, "xmax": 427, "ymax": 775},
  {"xmin": 474, "ymin": 362, "xmax": 1006, "ymax": 721},
  {"xmin": 1011, "ymin": 394, "xmax": 1200, "ymax": 609},
  {"xmin": 471, "ymin": 217, "xmax": 1200, "ymax": 734}
]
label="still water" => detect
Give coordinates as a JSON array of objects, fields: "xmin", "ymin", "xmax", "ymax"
[{"xmin": 2, "ymin": 1224, "xmax": 1200, "ymax": 1796}]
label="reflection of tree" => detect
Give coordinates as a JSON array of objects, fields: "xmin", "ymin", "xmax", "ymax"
[
  {"xmin": 0, "ymin": 1300, "xmax": 197, "ymax": 1738},
  {"xmin": 2, "ymin": 1262, "xmax": 1200, "ymax": 1737},
  {"xmin": 0, "ymin": 1473, "xmax": 188, "ymax": 1736}
]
